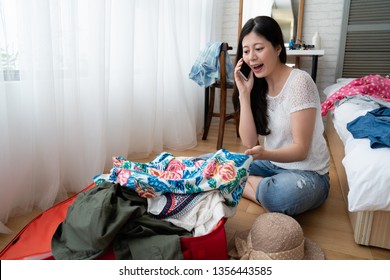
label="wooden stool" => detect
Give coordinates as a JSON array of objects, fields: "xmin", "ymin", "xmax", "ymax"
[{"xmin": 202, "ymin": 42, "xmax": 239, "ymax": 150}]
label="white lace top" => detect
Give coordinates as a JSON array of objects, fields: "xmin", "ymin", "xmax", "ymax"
[{"xmin": 263, "ymin": 69, "xmax": 329, "ymax": 174}]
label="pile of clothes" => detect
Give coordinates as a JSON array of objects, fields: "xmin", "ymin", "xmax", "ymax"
[{"xmin": 51, "ymin": 149, "xmax": 252, "ymax": 260}]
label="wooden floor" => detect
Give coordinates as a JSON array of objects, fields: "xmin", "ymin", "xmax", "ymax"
[{"xmin": 1, "ymin": 121, "xmax": 390, "ymax": 260}]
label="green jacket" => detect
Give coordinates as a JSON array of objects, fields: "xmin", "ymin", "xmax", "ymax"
[{"xmin": 51, "ymin": 182, "xmax": 192, "ymax": 259}]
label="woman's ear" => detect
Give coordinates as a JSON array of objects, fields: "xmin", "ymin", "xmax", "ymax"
[{"xmin": 277, "ymin": 45, "xmax": 282, "ymax": 55}]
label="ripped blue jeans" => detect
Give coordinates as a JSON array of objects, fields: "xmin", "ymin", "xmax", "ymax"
[{"xmin": 249, "ymin": 160, "xmax": 330, "ymax": 216}]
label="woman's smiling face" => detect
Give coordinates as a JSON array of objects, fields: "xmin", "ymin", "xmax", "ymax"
[{"xmin": 242, "ymin": 31, "xmax": 282, "ymax": 79}]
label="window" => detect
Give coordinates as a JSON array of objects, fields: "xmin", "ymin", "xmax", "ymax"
[
  {"xmin": 0, "ymin": 0, "xmax": 19, "ymax": 81},
  {"xmin": 337, "ymin": 0, "xmax": 390, "ymax": 78}
]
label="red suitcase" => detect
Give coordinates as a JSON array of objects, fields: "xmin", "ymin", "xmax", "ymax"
[{"xmin": 0, "ymin": 183, "xmax": 228, "ymax": 260}]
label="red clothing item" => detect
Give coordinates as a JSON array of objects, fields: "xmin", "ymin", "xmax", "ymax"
[{"xmin": 321, "ymin": 75, "xmax": 390, "ymax": 117}]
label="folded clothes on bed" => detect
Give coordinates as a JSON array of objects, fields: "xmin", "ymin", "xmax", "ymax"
[
  {"xmin": 321, "ymin": 74, "xmax": 390, "ymax": 116},
  {"xmin": 347, "ymin": 107, "xmax": 390, "ymax": 148}
]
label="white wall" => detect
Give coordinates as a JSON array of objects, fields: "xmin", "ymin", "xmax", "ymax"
[{"xmin": 220, "ymin": 0, "xmax": 345, "ymax": 100}]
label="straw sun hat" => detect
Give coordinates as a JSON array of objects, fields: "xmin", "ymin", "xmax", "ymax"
[{"xmin": 229, "ymin": 212, "xmax": 325, "ymax": 260}]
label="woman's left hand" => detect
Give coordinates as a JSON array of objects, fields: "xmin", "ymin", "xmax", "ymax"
[{"xmin": 244, "ymin": 145, "xmax": 265, "ymax": 160}]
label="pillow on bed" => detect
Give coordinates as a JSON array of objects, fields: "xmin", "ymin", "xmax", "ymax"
[{"xmin": 323, "ymin": 78, "xmax": 355, "ymax": 98}]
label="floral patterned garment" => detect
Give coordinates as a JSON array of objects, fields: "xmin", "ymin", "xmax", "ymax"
[
  {"xmin": 94, "ymin": 149, "xmax": 253, "ymax": 207},
  {"xmin": 321, "ymin": 74, "xmax": 390, "ymax": 117}
]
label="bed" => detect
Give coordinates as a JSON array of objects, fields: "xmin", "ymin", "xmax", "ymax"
[{"xmin": 322, "ymin": 75, "xmax": 390, "ymax": 249}]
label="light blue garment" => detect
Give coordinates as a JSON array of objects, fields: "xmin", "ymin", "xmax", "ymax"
[
  {"xmin": 249, "ymin": 160, "xmax": 330, "ymax": 216},
  {"xmin": 347, "ymin": 107, "xmax": 390, "ymax": 148},
  {"xmin": 188, "ymin": 42, "xmax": 234, "ymax": 88}
]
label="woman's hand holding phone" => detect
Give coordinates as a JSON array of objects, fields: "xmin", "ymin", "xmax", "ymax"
[
  {"xmin": 234, "ymin": 59, "xmax": 254, "ymax": 99},
  {"xmin": 239, "ymin": 60, "xmax": 251, "ymax": 81}
]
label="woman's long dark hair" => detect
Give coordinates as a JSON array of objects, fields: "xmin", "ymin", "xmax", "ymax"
[{"xmin": 233, "ymin": 16, "xmax": 287, "ymax": 136}]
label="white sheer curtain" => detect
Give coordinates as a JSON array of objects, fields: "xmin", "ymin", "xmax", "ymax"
[{"xmin": 0, "ymin": 0, "xmax": 222, "ymax": 233}]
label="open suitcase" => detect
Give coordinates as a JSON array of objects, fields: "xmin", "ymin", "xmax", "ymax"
[{"xmin": 0, "ymin": 183, "xmax": 228, "ymax": 260}]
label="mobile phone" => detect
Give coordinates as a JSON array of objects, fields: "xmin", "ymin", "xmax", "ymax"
[{"xmin": 239, "ymin": 61, "xmax": 251, "ymax": 81}]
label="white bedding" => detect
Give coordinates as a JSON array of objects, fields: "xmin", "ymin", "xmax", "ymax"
[{"xmin": 324, "ymin": 81, "xmax": 390, "ymax": 212}]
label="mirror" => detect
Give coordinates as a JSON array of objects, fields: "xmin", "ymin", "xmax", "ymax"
[{"xmin": 238, "ymin": 0, "xmax": 304, "ymax": 45}]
